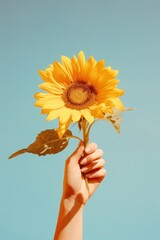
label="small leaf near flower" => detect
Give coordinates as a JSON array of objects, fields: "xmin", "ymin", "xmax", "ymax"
[
  {"xmin": 8, "ymin": 129, "xmax": 72, "ymax": 159},
  {"xmin": 105, "ymin": 109, "xmax": 123, "ymax": 134},
  {"xmin": 105, "ymin": 107, "xmax": 134, "ymax": 134}
]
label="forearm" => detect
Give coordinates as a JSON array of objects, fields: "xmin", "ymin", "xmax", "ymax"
[{"xmin": 54, "ymin": 196, "xmax": 84, "ymax": 240}]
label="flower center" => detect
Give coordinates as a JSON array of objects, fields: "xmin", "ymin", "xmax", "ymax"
[{"xmin": 63, "ymin": 82, "xmax": 97, "ymax": 109}]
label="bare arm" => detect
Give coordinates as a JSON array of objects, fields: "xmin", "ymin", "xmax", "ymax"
[{"xmin": 54, "ymin": 142, "xmax": 106, "ymax": 240}]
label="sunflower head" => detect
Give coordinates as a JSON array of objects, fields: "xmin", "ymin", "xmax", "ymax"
[
  {"xmin": 62, "ymin": 81, "xmax": 97, "ymax": 110},
  {"xmin": 35, "ymin": 51, "xmax": 125, "ymax": 137}
]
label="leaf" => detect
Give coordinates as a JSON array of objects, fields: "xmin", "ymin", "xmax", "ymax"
[
  {"xmin": 8, "ymin": 129, "xmax": 72, "ymax": 159},
  {"xmin": 105, "ymin": 109, "xmax": 122, "ymax": 134},
  {"xmin": 104, "ymin": 107, "xmax": 134, "ymax": 134}
]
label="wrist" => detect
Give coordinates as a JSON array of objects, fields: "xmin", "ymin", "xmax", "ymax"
[{"xmin": 61, "ymin": 194, "xmax": 85, "ymax": 211}]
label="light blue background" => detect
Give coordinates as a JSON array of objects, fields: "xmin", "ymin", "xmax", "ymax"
[{"xmin": 0, "ymin": 0, "xmax": 160, "ymax": 239}]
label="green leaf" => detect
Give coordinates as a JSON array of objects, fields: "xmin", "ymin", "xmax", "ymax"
[{"xmin": 8, "ymin": 129, "xmax": 72, "ymax": 159}]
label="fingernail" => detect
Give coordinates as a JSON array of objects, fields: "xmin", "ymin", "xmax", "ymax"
[
  {"xmin": 85, "ymin": 147, "xmax": 91, "ymax": 154},
  {"xmin": 80, "ymin": 157, "xmax": 87, "ymax": 165},
  {"xmin": 81, "ymin": 166, "xmax": 87, "ymax": 172}
]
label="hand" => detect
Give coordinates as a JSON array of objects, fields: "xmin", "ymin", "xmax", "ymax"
[{"xmin": 62, "ymin": 142, "xmax": 106, "ymax": 205}]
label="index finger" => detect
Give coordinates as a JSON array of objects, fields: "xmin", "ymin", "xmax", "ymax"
[{"xmin": 85, "ymin": 142, "xmax": 98, "ymax": 154}]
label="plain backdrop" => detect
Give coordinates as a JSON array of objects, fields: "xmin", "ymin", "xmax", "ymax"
[{"xmin": 0, "ymin": 0, "xmax": 160, "ymax": 239}]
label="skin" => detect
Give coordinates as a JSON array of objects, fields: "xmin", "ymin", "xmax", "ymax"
[{"xmin": 54, "ymin": 142, "xmax": 107, "ymax": 240}]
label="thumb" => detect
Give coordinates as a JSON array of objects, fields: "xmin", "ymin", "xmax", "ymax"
[{"xmin": 69, "ymin": 141, "xmax": 84, "ymax": 164}]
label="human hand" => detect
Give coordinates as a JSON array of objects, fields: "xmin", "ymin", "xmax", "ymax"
[{"xmin": 62, "ymin": 142, "xmax": 106, "ymax": 205}]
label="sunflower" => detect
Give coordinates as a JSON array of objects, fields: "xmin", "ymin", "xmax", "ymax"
[{"xmin": 34, "ymin": 51, "xmax": 125, "ymax": 137}]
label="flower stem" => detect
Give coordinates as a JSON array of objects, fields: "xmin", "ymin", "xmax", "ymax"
[
  {"xmin": 86, "ymin": 119, "xmax": 102, "ymax": 137},
  {"xmin": 81, "ymin": 118, "xmax": 90, "ymax": 195},
  {"xmin": 68, "ymin": 135, "xmax": 83, "ymax": 142}
]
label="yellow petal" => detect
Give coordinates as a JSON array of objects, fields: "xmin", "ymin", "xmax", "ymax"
[
  {"xmin": 88, "ymin": 56, "xmax": 97, "ymax": 66},
  {"xmin": 98, "ymin": 88, "xmax": 125, "ymax": 101},
  {"xmin": 105, "ymin": 67, "xmax": 119, "ymax": 78},
  {"xmin": 35, "ymin": 96, "xmax": 63, "ymax": 107},
  {"xmin": 41, "ymin": 109, "xmax": 52, "ymax": 114},
  {"xmin": 43, "ymin": 99, "xmax": 64, "ymax": 109},
  {"xmin": 53, "ymin": 61, "xmax": 71, "ymax": 85},
  {"xmin": 38, "ymin": 69, "xmax": 53, "ymax": 83},
  {"xmin": 80, "ymin": 109, "xmax": 94, "ymax": 124},
  {"xmin": 71, "ymin": 56, "xmax": 80, "ymax": 81},
  {"xmin": 112, "ymin": 98, "xmax": 124, "ymax": 111},
  {"xmin": 34, "ymin": 92, "xmax": 58, "ymax": 100},
  {"xmin": 59, "ymin": 108, "xmax": 72, "ymax": 124},
  {"xmin": 71, "ymin": 109, "xmax": 81, "ymax": 122},
  {"xmin": 57, "ymin": 108, "xmax": 72, "ymax": 137},
  {"xmin": 57, "ymin": 117, "xmax": 72, "ymax": 138},
  {"xmin": 78, "ymin": 51, "xmax": 86, "ymax": 70},
  {"xmin": 96, "ymin": 60, "xmax": 105, "ymax": 71},
  {"xmin": 39, "ymin": 82, "xmax": 64, "ymax": 95},
  {"xmin": 61, "ymin": 56, "xmax": 73, "ymax": 82},
  {"xmin": 46, "ymin": 107, "xmax": 64, "ymax": 121},
  {"xmin": 89, "ymin": 104, "xmax": 104, "ymax": 118}
]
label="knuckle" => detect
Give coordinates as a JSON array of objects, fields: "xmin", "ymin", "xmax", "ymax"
[
  {"xmin": 98, "ymin": 149, "xmax": 104, "ymax": 156},
  {"xmin": 103, "ymin": 168, "xmax": 107, "ymax": 176},
  {"xmin": 90, "ymin": 142, "xmax": 98, "ymax": 150},
  {"xmin": 86, "ymin": 155, "xmax": 93, "ymax": 163},
  {"xmin": 101, "ymin": 158, "xmax": 105, "ymax": 166}
]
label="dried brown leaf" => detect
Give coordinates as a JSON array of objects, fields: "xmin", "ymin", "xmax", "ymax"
[
  {"xmin": 105, "ymin": 109, "xmax": 122, "ymax": 134},
  {"xmin": 8, "ymin": 129, "xmax": 72, "ymax": 159},
  {"xmin": 104, "ymin": 107, "xmax": 134, "ymax": 134}
]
